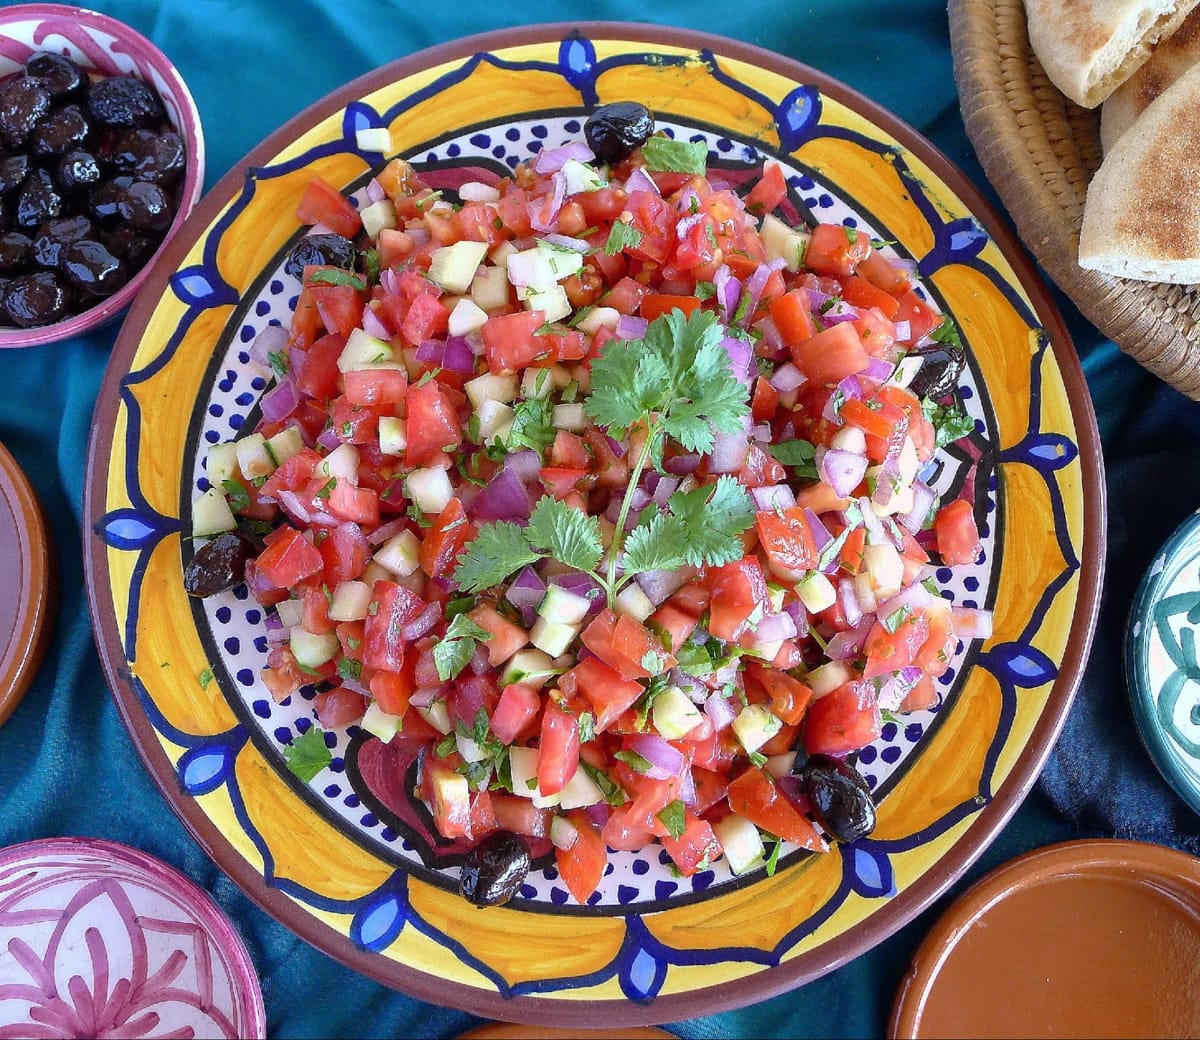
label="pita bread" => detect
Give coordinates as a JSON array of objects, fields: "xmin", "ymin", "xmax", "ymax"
[
  {"xmin": 1025, "ymin": 0, "xmax": 1200, "ymax": 108},
  {"xmin": 1079, "ymin": 59, "xmax": 1200, "ymax": 282},
  {"xmin": 1101, "ymin": 5, "xmax": 1200, "ymax": 148}
]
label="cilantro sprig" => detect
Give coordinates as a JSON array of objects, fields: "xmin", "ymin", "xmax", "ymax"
[
  {"xmin": 452, "ymin": 310, "xmax": 755, "ymax": 607},
  {"xmin": 433, "ymin": 613, "xmax": 493, "ymax": 681}
]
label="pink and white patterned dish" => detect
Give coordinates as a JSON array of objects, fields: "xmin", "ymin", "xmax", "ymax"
[{"xmin": 0, "ymin": 837, "xmax": 264, "ymax": 1038}]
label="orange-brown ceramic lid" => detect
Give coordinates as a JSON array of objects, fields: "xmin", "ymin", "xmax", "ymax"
[
  {"xmin": 0, "ymin": 441, "xmax": 53, "ymax": 725},
  {"xmin": 889, "ymin": 839, "xmax": 1200, "ymax": 1039}
]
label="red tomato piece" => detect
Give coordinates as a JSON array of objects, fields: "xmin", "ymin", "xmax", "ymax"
[
  {"xmin": 405, "ymin": 378, "xmax": 461, "ymax": 468},
  {"xmin": 804, "ymin": 223, "xmax": 872, "ymax": 279},
  {"xmin": 537, "ymin": 701, "xmax": 581, "ymax": 798},
  {"xmin": 295, "ymin": 176, "xmax": 362, "ymax": 238},
  {"xmin": 934, "ymin": 498, "xmax": 982, "ymax": 566},
  {"xmin": 660, "ymin": 813, "xmax": 723, "ymax": 877},
  {"xmin": 314, "ymin": 686, "xmax": 368, "ymax": 728},
  {"xmin": 481, "ymin": 310, "xmax": 550, "ymax": 374},
  {"xmin": 755, "ymin": 508, "xmax": 818, "ymax": 581},
  {"xmin": 293, "ymin": 332, "xmax": 346, "ymax": 401},
  {"xmin": 467, "ymin": 604, "xmax": 529, "ymax": 665},
  {"xmin": 564, "ymin": 655, "xmax": 644, "ymax": 733},
  {"xmin": 362, "ymin": 580, "xmax": 426, "ymax": 672},
  {"xmin": 491, "ymin": 683, "xmax": 540, "ymax": 745},
  {"xmin": 707, "ymin": 557, "xmax": 769, "ymax": 642},
  {"xmin": 790, "ymin": 321, "xmax": 871, "ymax": 386},
  {"xmin": 804, "ymin": 680, "xmax": 882, "ymax": 756},
  {"xmin": 726, "ymin": 765, "xmax": 826, "ymax": 850},
  {"xmin": 254, "ymin": 526, "xmax": 323, "ymax": 588},
  {"xmin": 743, "ymin": 161, "xmax": 788, "ymax": 216},
  {"xmin": 556, "ymin": 810, "xmax": 608, "ymax": 904},
  {"xmin": 418, "ymin": 498, "xmax": 475, "ymax": 580}
]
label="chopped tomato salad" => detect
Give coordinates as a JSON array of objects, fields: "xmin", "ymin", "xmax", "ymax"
[{"xmin": 190, "ymin": 108, "xmax": 992, "ymax": 904}]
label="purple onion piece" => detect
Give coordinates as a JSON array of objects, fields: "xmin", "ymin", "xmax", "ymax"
[
  {"xmin": 820, "ymin": 448, "xmax": 869, "ymax": 498},
  {"xmin": 470, "ymin": 466, "xmax": 533, "ymax": 523},
  {"xmin": 625, "ymin": 733, "xmax": 685, "ymax": 780}
]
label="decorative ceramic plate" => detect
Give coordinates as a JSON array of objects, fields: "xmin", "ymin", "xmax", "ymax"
[
  {"xmin": 83, "ymin": 24, "xmax": 1104, "ymax": 1025},
  {"xmin": 1127, "ymin": 510, "xmax": 1200, "ymax": 815},
  {"xmin": 0, "ymin": 836, "xmax": 265, "ymax": 1038},
  {"xmin": 0, "ymin": 441, "xmax": 53, "ymax": 727},
  {"xmin": 889, "ymin": 839, "xmax": 1200, "ymax": 1038}
]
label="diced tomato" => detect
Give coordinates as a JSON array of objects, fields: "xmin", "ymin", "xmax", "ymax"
[
  {"xmin": 602, "ymin": 276, "xmax": 648, "ymax": 316},
  {"xmin": 646, "ymin": 602, "xmax": 699, "ymax": 656},
  {"xmin": 260, "ymin": 647, "xmax": 307, "ymax": 701},
  {"xmin": 490, "ymin": 792, "xmax": 550, "ymax": 839},
  {"xmin": 804, "ymin": 223, "xmax": 871, "ymax": 279},
  {"xmin": 550, "ymin": 430, "xmax": 589, "ymax": 469},
  {"xmin": 342, "ymin": 367, "xmax": 406, "ymax": 407},
  {"xmin": 308, "ymin": 281, "xmax": 365, "ymax": 339},
  {"xmin": 862, "ymin": 611, "xmax": 930, "ymax": 680},
  {"xmin": 401, "ymin": 292, "xmax": 449, "ymax": 347},
  {"xmin": 557, "ymin": 810, "xmax": 608, "ymax": 904},
  {"xmin": 362, "ymin": 580, "xmax": 426, "ymax": 672},
  {"xmin": 726, "ymin": 765, "xmax": 826, "ymax": 850},
  {"xmin": 894, "ymin": 289, "xmax": 942, "ymax": 343},
  {"xmin": 857, "ymin": 248, "xmax": 912, "ymax": 295},
  {"xmin": 790, "ymin": 321, "xmax": 871, "ymax": 386},
  {"xmin": 467, "ymin": 603, "xmax": 528, "ymax": 665},
  {"xmin": 747, "ymin": 665, "xmax": 813, "ymax": 727},
  {"xmin": 314, "ymin": 686, "xmax": 368, "ymax": 728},
  {"xmin": 934, "ymin": 498, "xmax": 982, "ymax": 566},
  {"xmin": 755, "ymin": 508, "xmax": 818, "ymax": 581},
  {"xmin": 491, "ymin": 683, "xmax": 540, "ymax": 744},
  {"xmin": 293, "ymin": 332, "xmax": 346, "ymax": 400},
  {"xmin": 640, "ymin": 292, "xmax": 702, "ymax": 321},
  {"xmin": 580, "ymin": 609, "xmax": 673, "ymax": 680},
  {"xmin": 418, "ymin": 498, "xmax": 475, "ymax": 579},
  {"xmin": 841, "ymin": 275, "xmax": 900, "ymax": 320},
  {"xmin": 708, "ymin": 557, "xmax": 769, "ymax": 642},
  {"xmin": 254, "ymin": 526, "xmax": 323, "ymax": 588},
  {"xmin": 900, "ymin": 674, "xmax": 940, "ymax": 713},
  {"xmin": 540, "ymin": 466, "xmax": 589, "ymax": 499},
  {"xmin": 770, "ymin": 288, "xmax": 820, "ymax": 344},
  {"xmin": 751, "ymin": 377, "xmax": 780, "ymax": 422},
  {"xmin": 296, "ymin": 176, "xmax": 362, "ymax": 238},
  {"xmin": 743, "ymin": 161, "xmax": 788, "ymax": 216},
  {"xmin": 481, "ymin": 310, "xmax": 551, "ymax": 374},
  {"xmin": 537, "ymin": 701, "xmax": 581, "ymax": 798},
  {"xmin": 405, "ymin": 378, "xmax": 461, "ymax": 468},
  {"xmin": 916, "ymin": 603, "xmax": 959, "ymax": 678},
  {"xmin": 660, "ymin": 813, "xmax": 723, "ymax": 877},
  {"xmin": 565, "ymin": 655, "xmax": 644, "ymax": 732},
  {"xmin": 369, "ymin": 656, "xmax": 417, "ymax": 717},
  {"xmin": 327, "ymin": 479, "xmax": 380, "ymax": 527},
  {"xmin": 804, "ymin": 679, "xmax": 882, "ymax": 756}
]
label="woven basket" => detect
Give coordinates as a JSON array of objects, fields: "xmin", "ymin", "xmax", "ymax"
[{"xmin": 949, "ymin": 0, "xmax": 1200, "ymax": 399}]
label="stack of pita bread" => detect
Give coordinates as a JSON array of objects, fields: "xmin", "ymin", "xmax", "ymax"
[{"xmin": 1024, "ymin": 0, "xmax": 1200, "ymax": 282}]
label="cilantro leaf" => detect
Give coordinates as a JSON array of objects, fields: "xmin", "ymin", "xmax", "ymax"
[
  {"xmin": 770, "ymin": 438, "xmax": 819, "ymax": 480},
  {"xmin": 604, "ymin": 219, "xmax": 644, "ymax": 255},
  {"xmin": 929, "ymin": 314, "xmax": 963, "ymax": 348},
  {"xmin": 306, "ymin": 268, "xmax": 366, "ymax": 290},
  {"xmin": 453, "ymin": 522, "xmax": 540, "ymax": 594},
  {"xmin": 641, "ymin": 136, "xmax": 708, "ymax": 175},
  {"xmin": 669, "ymin": 475, "xmax": 756, "ymax": 568},
  {"xmin": 506, "ymin": 396, "xmax": 557, "ymax": 454},
  {"xmin": 221, "ymin": 478, "xmax": 250, "ymax": 513},
  {"xmin": 922, "ymin": 398, "xmax": 976, "ymax": 449},
  {"xmin": 657, "ymin": 799, "xmax": 687, "ymax": 840},
  {"xmin": 283, "ymin": 727, "xmax": 332, "ymax": 782},
  {"xmin": 433, "ymin": 613, "xmax": 493, "ymax": 682},
  {"xmin": 622, "ymin": 509, "xmax": 689, "ymax": 575},
  {"xmin": 526, "ymin": 496, "xmax": 604, "ymax": 575}
]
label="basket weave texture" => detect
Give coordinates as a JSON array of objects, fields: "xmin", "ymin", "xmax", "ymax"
[{"xmin": 949, "ymin": 0, "xmax": 1200, "ymax": 398}]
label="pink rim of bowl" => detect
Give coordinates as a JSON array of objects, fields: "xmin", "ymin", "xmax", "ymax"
[
  {"xmin": 0, "ymin": 835, "xmax": 266, "ymax": 1038},
  {"xmin": 0, "ymin": 3, "xmax": 206, "ymax": 348}
]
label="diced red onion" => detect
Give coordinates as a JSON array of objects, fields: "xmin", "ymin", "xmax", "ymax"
[
  {"xmin": 875, "ymin": 580, "xmax": 933, "ymax": 623},
  {"xmin": 674, "ymin": 184, "xmax": 703, "ymax": 214},
  {"xmin": 647, "ymin": 473, "xmax": 679, "ymax": 506},
  {"xmin": 753, "ymin": 315, "xmax": 788, "ymax": 357},
  {"xmin": 550, "ymin": 814, "xmax": 580, "ymax": 851},
  {"xmin": 676, "ymin": 211, "xmax": 706, "ymax": 239},
  {"xmin": 505, "ymin": 449, "xmax": 542, "ymax": 482},
  {"xmin": 409, "ymin": 687, "xmax": 442, "ymax": 709},
  {"xmin": 783, "ymin": 599, "xmax": 810, "ymax": 639},
  {"xmin": 837, "ymin": 576, "xmax": 864, "ymax": 627},
  {"xmin": 819, "ymin": 299, "xmax": 860, "ymax": 327},
  {"xmin": 665, "ymin": 453, "xmax": 701, "ymax": 475},
  {"xmin": 821, "ymin": 448, "xmax": 869, "ymax": 498},
  {"xmin": 806, "ymin": 287, "xmax": 834, "ymax": 312},
  {"xmin": 826, "ymin": 619, "xmax": 872, "ymax": 661},
  {"xmin": 770, "ymin": 362, "xmax": 805, "ymax": 393},
  {"xmin": 755, "ymin": 612, "xmax": 797, "ymax": 643},
  {"xmin": 316, "ymin": 426, "xmax": 341, "ymax": 452},
  {"xmin": 952, "ymin": 605, "xmax": 994, "ymax": 640},
  {"xmin": 471, "ymin": 466, "xmax": 533, "ymax": 523},
  {"xmin": 893, "ymin": 319, "xmax": 912, "ymax": 343},
  {"xmin": 804, "ymin": 508, "xmax": 833, "ymax": 552},
  {"xmin": 585, "ymin": 801, "xmax": 611, "ymax": 829},
  {"xmin": 679, "ymin": 765, "xmax": 697, "ymax": 808},
  {"xmin": 615, "ymin": 314, "xmax": 649, "ymax": 341},
  {"xmin": 709, "ymin": 430, "xmax": 749, "ymax": 474},
  {"xmin": 715, "ymin": 266, "xmax": 741, "ymax": 323},
  {"xmin": 259, "ymin": 376, "xmax": 301, "ymax": 424},
  {"xmin": 543, "ymin": 232, "xmax": 590, "ymax": 253},
  {"xmin": 361, "ymin": 305, "xmax": 392, "ymax": 341},
  {"xmin": 550, "ymin": 572, "xmax": 605, "ymax": 615},
  {"xmin": 635, "ymin": 566, "xmax": 693, "ymax": 607},
  {"xmin": 877, "ymin": 666, "xmax": 923, "ymax": 710},
  {"xmin": 368, "ymin": 517, "xmax": 408, "ymax": 546},
  {"xmin": 604, "ymin": 433, "xmax": 627, "ymax": 459},
  {"xmin": 720, "ymin": 336, "xmax": 754, "ymax": 385},
  {"xmin": 264, "ymin": 612, "xmax": 288, "ymax": 645},
  {"xmin": 277, "ymin": 489, "xmax": 313, "ymax": 526},
  {"xmin": 399, "ymin": 601, "xmax": 440, "ymax": 640},
  {"xmin": 529, "ymin": 171, "xmax": 567, "ymax": 233},
  {"xmin": 863, "ymin": 356, "xmax": 894, "ymax": 383},
  {"xmin": 364, "ymin": 178, "xmax": 387, "ymax": 203},
  {"xmin": 416, "ymin": 336, "xmax": 475, "ymax": 374},
  {"xmin": 704, "ymin": 689, "xmax": 737, "ymax": 730},
  {"xmin": 380, "ymin": 266, "xmax": 403, "ymax": 297},
  {"xmin": 625, "ymin": 734, "xmax": 685, "ymax": 781},
  {"xmin": 250, "ymin": 323, "xmax": 289, "ymax": 367},
  {"xmin": 741, "ymin": 259, "xmax": 785, "ymax": 325},
  {"xmin": 506, "ymin": 565, "xmax": 547, "ymax": 627},
  {"xmin": 533, "ymin": 140, "xmax": 595, "ymax": 174},
  {"xmin": 751, "ymin": 485, "xmax": 796, "ymax": 511},
  {"xmin": 897, "ymin": 481, "xmax": 936, "ymax": 534},
  {"xmin": 623, "ymin": 167, "xmax": 659, "ymax": 196},
  {"xmin": 469, "ymin": 643, "xmax": 492, "ymax": 676}
]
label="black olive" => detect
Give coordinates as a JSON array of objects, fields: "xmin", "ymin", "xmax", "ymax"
[
  {"xmin": 0, "ymin": 76, "xmax": 51, "ymax": 148},
  {"xmin": 32, "ymin": 215, "xmax": 94, "ymax": 268},
  {"xmin": 87, "ymin": 176, "xmax": 134, "ymax": 225},
  {"xmin": 59, "ymin": 238, "xmax": 125, "ymax": 296},
  {"xmin": 458, "ymin": 831, "xmax": 530, "ymax": 907},
  {"xmin": 795, "ymin": 753, "xmax": 876, "ymax": 843},
  {"xmin": 30, "ymin": 103, "xmax": 92, "ymax": 158},
  {"xmin": 907, "ymin": 341, "xmax": 966, "ymax": 401},
  {"xmin": 0, "ymin": 195, "xmax": 9, "ymax": 232},
  {"xmin": 183, "ymin": 530, "xmax": 257, "ymax": 597},
  {"xmin": 0, "ymin": 153, "xmax": 31, "ymax": 195},
  {"xmin": 1, "ymin": 270, "xmax": 71, "ymax": 327},
  {"xmin": 117, "ymin": 180, "xmax": 174, "ymax": 233},
  {"xmin": 110, "ymin": 127, "xmax": 186, "ymax": 186},
  {"xmin": 25, "ymin": 53, "xmax": 88, "ymax": 100},
  {"xmin": 86, "ymin": 74, "xmax": 164, "ymax": 129},
  {"xmin": 102, "ymin": 224, "xmax": 158, "ymax": 271},
  {"xmin": 284, "ymin": 233, "xmax": 358, "ymax": 279},
  {"xmin": 0, "ymin": 230, "xmax": 32, "ymax": 273},
  {"xmin": 14, "ymin": 168, "xmax": 63, "ymax": 228},
  {"xmin": 56, "ymin": 149, "xmax": 103, "ymax": 194},
  {"xmin": 584, "ymin": 102, "xmax": 655, "ymax": 164}
]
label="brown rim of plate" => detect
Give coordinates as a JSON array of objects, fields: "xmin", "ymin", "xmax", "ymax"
[
  {"xmin": 887, "ymin": 839, "xmax": 1200, "ymax": 1039},
  {"xmin": 81, "ymin": 22, "xmax": 1106, "ymax": 1026},
  {"xmin": 0, "ymin": 441, "xmax": 54, "ymax": 727},
  {"xmin": 949, "ymin": 0, "xmax": 1200, "ymax": 400},
  {"xmin": 458, "ymin": 1026, "xmax": 676, "ymax": 1039}
]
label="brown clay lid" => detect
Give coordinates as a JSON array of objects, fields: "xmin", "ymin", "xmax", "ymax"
[
  {"xmin": 889, "ymin": 839, "xmax": 1200, "ymax": 1039},
  {"xmin": 0, "ymin": 441, "xmax": 53, "ymax": 725}
]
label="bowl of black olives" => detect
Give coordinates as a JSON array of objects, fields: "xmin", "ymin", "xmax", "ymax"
[{"xmin": 0, "ymin": 4, "xmax": 204, "ymax": 346}]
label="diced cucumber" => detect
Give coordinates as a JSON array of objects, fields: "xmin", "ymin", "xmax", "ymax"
[
  {"xmin": 765, "ymin": 751, "xmax": 797, "ymax": 778},
  {"xmin": 355, "ymin": 126, "xmax": 392, "ymax": 152},
  {"xmin": 447, "ymin": 296, "xmax": 489, "ymax": 337},
  {"xmin": 862, "ymin": 542, "xmax": 904, "ymax": 600},
  {"xmin": 465, "ymin": 371, "xmax": 519, "ymax": 409},
  {"xmin": 275, "ymin": 598, "xmax": 304, "ymax": 628},
  {"xmin": 471, "ymin": 264, "xmax": 512, "ymax": 311},
  {"xmin": 192, "ymin": 486, "xmax": 237, "ymax": 538},
  {"xmin": 319, "ymin": 442, "xmax": 360, "ymax": 483},
  {"xmin": 558, "ymin": 763, "xmax": 604, "ymax": 809},
  {"xmin": 652, "ymin": 685, "xmax": 705, "ymax": 740},
  {"xmin": 205, "ymin": 441, "xmax": 239, "ymax": 484},
  {"xmin": 796, "ymin": 570, "xmax": 836, "ymax": 613},
  {"xmin": 560, "ymin": 157, "xmax": 606, "ymax": 195},
  {"xmin": 476, "ymin": 399, "xmax": 515, "ymax": 443},
  {"xmin": 416, "ymin": 699, "xmax": 452, "ymax": 735},
  {"xmin": 530, "ymin": 616, "xmax": 579, "ymax": 658},
  {"xmin": 290, "ymin": 627, "xmax": 340, "ymax": 670},
  {"xmin": 455, "ymin": 731, "xmax": 490, "ymax": 764},
  {"xmin": 766, "ymin": 582, "xmax": 787, "ymax": 614},
  {"xmin": 549, "ymin": 814, "xmax": 580, "ymax": 850},
  {"xmin": 575, "ymin": 305, "xmax": 620, "ymax": 334},
  {"xmin": 744, "ymin": 637, "xmax": 784, "ymax": 662},
  {"xmin": 235, "ymin": 432, "xmax": 274, "ymax": 481},
  {"xmin": 713, "ymin": 813, "xmax": 766, "ymax": 875},
  {"xmin": 614, "ymin": 582, "xmax": 655, "ymax": 623},
  {"xmin": 265, "ymin": 426, "xmax": 305, "ymax": 468},
  {"xmin": 886, "ymin": 354, "xmax": 924, "ymax": 389},
  {"xmin": 359, "ymin": 198, "xmax": 397, "ymax": 240},
  {"xmin": 830, "ymin": 424, "xmax": 867, "ymax": 455},
  {"xmin": 338, "ymin": 327, "xmax": 395, "ymax": 372},
  {"xmin": 378, "ymin": 415, "xmax": 407, "ymax": 456},
  {"xmin": 429, "ymin": 240, "xmax": 489, "ymax": 294},
  {"xmin": 731, "ymin": 703, "xmax": 783, "ymax": 755},
  {"xmin": 405, "ymin": 466, "xmax": 453, "ymax": 514},
  {"xmin": 535, "ymin": 237, "xmax": 586, "ymax": 278},
  {"xmin": 508, "ymin": 746, "xmax": 560, "ymax": 807},
  {"xmin": 522, "ymin": 282, "xmax": 571, "ymax": 323},
  {"xmin": 360, "ymin": 560, "xmax": 393, "ymax": 587},
  {"xmin": 760, "ymin": 212, "xmax": 811, "ymax": 273},
  {"xmin": 500, "ymin": 648, "xmax": 556, "ymax": 689},
  {"xmin": 328, "ymin": 580, "xmax": 372, "ymax": 621},
  {"xmin": 360, "ymin": 701, "xmax": 404, "ymax": 743},
  {"xmin": 552, "ymin": 402, "xmax": 586, "ymax": 432},
  {"xmin": 374, "ymin": 529, "xmax": 421, "ymax": 577},
  {"xmin": 537, "ymin": 585, "xmax": 592, "ymax": 626},
  {"xmin": 807, "ymin": 658, "xmax": 855, "ymax": 698}
]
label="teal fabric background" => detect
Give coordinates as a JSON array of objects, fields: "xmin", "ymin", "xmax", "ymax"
[{"xmin": 0, "ymin": 1, "xmax": 1189, "ymax": 1037}]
